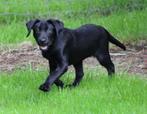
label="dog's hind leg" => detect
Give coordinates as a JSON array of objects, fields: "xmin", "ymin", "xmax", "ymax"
[
  {"xmin": 73, "ymin": 62, "xmax": 84, "ymax": 86},
  {"xmin": 68, "ymin": 61, "xmax": 84, "ymax": 87},
  {"xmin": 54, "ymin": 79, "xmax": 64, "ymax": 88},
  {"xmin": 95, "ymin": 50, "xmax": 115, "ymax": 76}
]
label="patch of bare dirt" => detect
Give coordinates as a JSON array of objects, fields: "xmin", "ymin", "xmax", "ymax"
[{"xmin": 0, "ymin": 42, "xmax": 147, "ymax": 76}]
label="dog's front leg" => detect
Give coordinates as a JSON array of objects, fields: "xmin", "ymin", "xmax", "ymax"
[
  {"xmin": 39, "ymin": 63, "xmax": 68, "ymax": 92},
  {"xmin": 49, "ymin": 60, "xmax": 64, "ymax": 88}
]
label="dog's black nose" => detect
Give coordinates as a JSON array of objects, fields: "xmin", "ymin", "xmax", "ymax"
[
  {"xmin": 41, "ymin": 38, "xmax": 46, "ymax": 42},
  {"xmin": 39, "ymin": 38, "xmax": 46, "ymax": 44}
]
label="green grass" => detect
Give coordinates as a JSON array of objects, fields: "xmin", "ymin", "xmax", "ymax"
[
  {"xmin": 0, "ymin": 0, "xmax": 147, "ymax": 45},
  {"xmin": 0, "ymin": 1, "xmax": 147, "ymax": 113},
  {"xmin": 0, "ymin": 9, "xmax": 147, "ymax": 45},
  {"xmin": 0, "ymin": 0, "xmax": 146, "ymax": 23},
  {"xmin": 0, "ymin": 70, "xmax": 147, "ymax": 114}
]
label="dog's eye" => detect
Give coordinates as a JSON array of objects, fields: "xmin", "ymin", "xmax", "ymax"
[
  {"xmin": 48, "ymin": 30, "xmax": 52, "ymax": 33},
  {"xmin": 35, "ymin": 28, "xmax": 40, "ymax": 33}
]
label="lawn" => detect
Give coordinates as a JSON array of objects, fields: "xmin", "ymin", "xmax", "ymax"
[
  {"xmin": 0, "ymin": 9, "xmax": 147, "ymax": 45},
  {"xmin": 0, "ymin": 0, "xmax": 147, "ymax": 44},
  {"xmin": 0, "ymin": 70, "xmax": 147, "ymax": 114},
  {"xmin": 0, "ymin": 0, "xmax": 147, "ymax": 114}
]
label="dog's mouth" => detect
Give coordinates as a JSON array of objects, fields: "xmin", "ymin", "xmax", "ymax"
[{"xmin": 39, "ymin": 45, "xmax": 48, "ymax": 50}]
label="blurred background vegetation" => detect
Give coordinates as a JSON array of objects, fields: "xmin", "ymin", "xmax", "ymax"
[{"xmin": 0, "ymin": 0, "xmax": 147, "ymax": 43}]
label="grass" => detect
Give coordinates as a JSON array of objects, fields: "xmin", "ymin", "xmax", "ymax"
[
  {"xmin": 0, "ymin": 69, "xmax": 147, "ymax": 114},
  {"xmin": 0, "ymin": 0, "xmax": 147, "ymax": 22},
  {"xmin": 0, "ymin": 0, "xmax": 147, "ymax": 44},
  {"xmin": 0, "ymin": 9, "xmax": 147, "ymax": 45},
  {"xmin": 0, "ymin": 1, "xmax": 147, "ymax": 113}
]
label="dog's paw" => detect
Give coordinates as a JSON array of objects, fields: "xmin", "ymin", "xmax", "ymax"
[
  {"xmin": 57, "ymin": 84, "xmax": 64, "ymax": 90},
  {"xmin": 65, "ymin": 84, "xmax": 75, "ymax": 89},
  {"xmin": 59, "ymin": 83, "xmax": 64, "ymax": 89},
  {"xmin": 39, "ymin": 83, "xmax": 50, "ymax": 92}
]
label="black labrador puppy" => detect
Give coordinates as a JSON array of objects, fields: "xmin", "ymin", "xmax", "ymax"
[{"xmin": 26, "ymin": 19, "xmax": 126, "ymax": 92}]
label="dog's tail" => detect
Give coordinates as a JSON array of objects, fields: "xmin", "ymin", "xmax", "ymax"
[{"xmin": 105, "ymin": 30, "xmax": 126, "ymax": 50}]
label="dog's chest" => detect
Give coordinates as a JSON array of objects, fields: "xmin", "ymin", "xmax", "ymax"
[
  {"xmin": 41, "ymin": 50, "xmax": 55, "ymax": 59},
  {"xmin": 41, "ymin": 51, "xmax": 49, "ymax": 59}
]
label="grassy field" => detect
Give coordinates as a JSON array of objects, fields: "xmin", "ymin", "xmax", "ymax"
[
  {"xmin": 0, "ymin": 0, "xmax": 147, "ymax": 114},
  {"xmin": 0, "ymin": 0, "xmax": 147, "ymax": 44},
  {"xmin": 0, "ymin": 0, "xmax": 147, "ymax": 22},
  {"xmin": 0, "ymin": 70, "xmax": 147, "ymax": 114},
  {"xmin": 0, "ymin": 9, "xmax": 147, "ymax": 45}
]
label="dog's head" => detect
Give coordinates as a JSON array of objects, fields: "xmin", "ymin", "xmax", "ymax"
[{"xmin": 26, "ymin": 19, "xmax": 64, "ymax": 51}]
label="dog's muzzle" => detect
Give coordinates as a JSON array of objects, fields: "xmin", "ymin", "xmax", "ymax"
[{"xmin": 39, "ymin": 45, "xmax": 48, "ymax": 50}]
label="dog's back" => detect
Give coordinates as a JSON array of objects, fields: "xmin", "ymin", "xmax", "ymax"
[
  {"xmin": 72, "ymin": 24, "xmax": 125, "ymax": 50},
  {"xmin": 66, "ymin": 24, "xmax": 125, "ymax": 64}
]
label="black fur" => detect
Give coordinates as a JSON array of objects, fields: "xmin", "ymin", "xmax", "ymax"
[{"xmin": 26, "ymin": 19, "xmax": 126, "ymax": 92}]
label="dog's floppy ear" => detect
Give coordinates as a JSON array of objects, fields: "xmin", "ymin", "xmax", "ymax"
[
  {"xmin": 26, "ymin": 19, "xmax": 40, "ymax": 37},
  {"xmin": 47, "ymin": 19, "xmax": 64, "ymax": 37}
]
